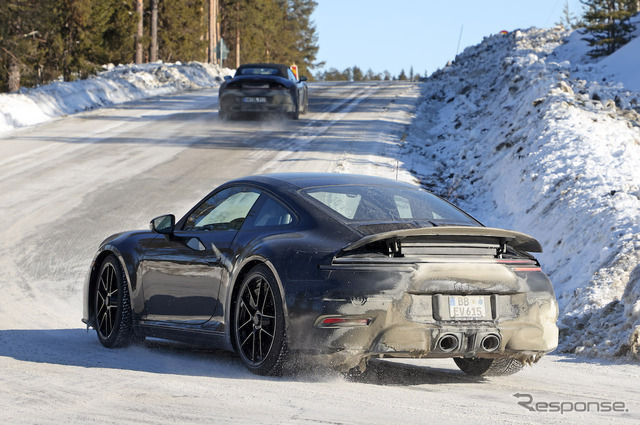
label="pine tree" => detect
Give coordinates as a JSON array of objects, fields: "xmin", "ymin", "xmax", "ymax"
[
  {"xmin": 351, "ymin": 65, "xmax": 363, "ymax": 81},
  {"xmin": 0, "ymin": 0, "xmax": 50, "ymax": 91},
  {"xmin": 581, "ymin": 0, "xmax": 637, "ymax": 57},
  {"xmin": 88, "ymin": 0, "xmax": 137, "ymax": 66},
  {"xmin": 157, "ymin": 0, "xmax": 207, "ymax": 63},
  {"xmin": 218, "ymin": 0, "xmax": 319, "ymax": 76},
  {"xmin": 398, "ymin": 69, "xmax": 407, "ymax": 80},
  {"xmin": 49, "ymin": 0, "xmax": 96, "ymax": 81}
]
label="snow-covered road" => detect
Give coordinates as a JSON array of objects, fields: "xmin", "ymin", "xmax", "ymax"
[{"xmin": 1, "ymin": 82, "xmax": 638, "ymax": 424}]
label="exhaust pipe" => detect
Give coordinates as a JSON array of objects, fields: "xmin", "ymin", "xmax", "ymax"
[
  {"xmin": 481, "ymin": 334, "xmax": 501, "ymax": 352},
  {"xmin": 437, "ymin": 334, "xmax": 459, "ymax": 352}
]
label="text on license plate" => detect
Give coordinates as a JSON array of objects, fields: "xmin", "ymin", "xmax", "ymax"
[
  {"xmin": 243, "ymin": 97, "xmax": 267, "ymax": 103},
  {"xmin": 449, "ymin": 296, "xmax": 487, "ymax": 319}
]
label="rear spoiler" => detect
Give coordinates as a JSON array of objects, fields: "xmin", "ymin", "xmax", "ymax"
[{"xmin": 342, "ymin": 226, "xmax": 543, "ymax": 253}]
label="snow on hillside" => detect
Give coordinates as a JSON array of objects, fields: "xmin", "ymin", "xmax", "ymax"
[
  {"xmin": 404, "ymin": 24, "xmax": 640, "ymax": 360},
  {"xmin": 0, "ymin": 62, "xmax": 233, "ymax": 136}
]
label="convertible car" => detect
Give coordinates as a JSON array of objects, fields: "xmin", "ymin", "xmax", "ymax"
[
  {"xmin": 83, "ymin": 173, "xmax": 558, "ymax": 376},
  {"xmin": 218, "ymin": 63, "xmax": 308, "ymax": 120}
]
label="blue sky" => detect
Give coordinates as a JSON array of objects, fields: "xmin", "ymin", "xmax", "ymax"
[{"xmin": 311, "ymin": 0, "xmax": 585, "ymax": 77}]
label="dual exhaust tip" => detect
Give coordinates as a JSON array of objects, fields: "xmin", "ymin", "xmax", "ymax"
[{"xmin": 436, "ymin": 333, "xmax": 501, "ymax": 353}]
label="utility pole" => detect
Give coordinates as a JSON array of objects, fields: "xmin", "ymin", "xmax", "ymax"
[
  {"xmin": 150, "ymin": 0, "xmax": 158, "ymax": 62},
  {"xmin": 135, "ymin": 0, "xmax": 143, "ymax": 63}
]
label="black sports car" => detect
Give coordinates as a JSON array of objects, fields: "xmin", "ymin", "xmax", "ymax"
[
  {"xmin": 83, "ymin": 173, "xmax": 558, "ymax": 376},
  {"xmin": 218, "ymin": 63, "xmax": 308, "ymax": 120}
]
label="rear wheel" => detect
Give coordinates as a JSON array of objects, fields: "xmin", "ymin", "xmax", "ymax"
[
  {"xmin": 454, "ymin": 357, "xmax": 524, "ymax": 376},
  {"xmin": 219, "ymin": 108, "xmax": 229, "ymax": 120},
  {"xmin": 234, "ymin": 264, "xmax": 287, "ymax": 375},
  {"xmin": 94, "ymin": 255, "xmax": 133, "ymax": 348}
]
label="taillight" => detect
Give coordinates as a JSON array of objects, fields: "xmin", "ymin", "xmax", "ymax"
[{"xmin": 316, "ymin": 316, "xmax": 372, "ymax": 327}]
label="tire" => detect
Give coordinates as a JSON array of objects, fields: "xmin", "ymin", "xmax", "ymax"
[
  {"xmin": 219, "ymin": 108, "xmax": 229, "ymax": 120},
  {"xmin": 301, "ymin": 91, "xmax": 308, "ymax": 114},
  {"xmin": 94, "ymin": 255, "xmax": 134, "ymax": 348},
  {"xmin": 234, "ymin": 264, "xmax": 287, "ymax": 376},
  {"xmin": 289, "ymin": 95, "xmax": 300, "ymax": 120},
  {"xmin": 454, "ymin": 357, "xmax": 524, "ymax": 376}
]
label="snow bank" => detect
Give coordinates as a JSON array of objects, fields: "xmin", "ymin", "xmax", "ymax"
[
  {"xmin": 404, "ymin": 25, "xmax": 640, "ymax": 360},
  {"xmin": 0, "ymin": 62, "xmax": 233, "ymax": 135}
]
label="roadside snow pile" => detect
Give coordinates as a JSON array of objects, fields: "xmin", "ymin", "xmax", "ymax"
[
  {"xmin": 404, "ymin": 25, "xmax": 640, "ymax": 360},
  {"xmin": 0, "ymin": 62, "xmax": 233, "ymax": 136}
]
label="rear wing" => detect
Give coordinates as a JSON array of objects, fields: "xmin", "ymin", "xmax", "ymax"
[{"xmin": 341, "ymin": 226, "xmax": 543, "ymax": 253}]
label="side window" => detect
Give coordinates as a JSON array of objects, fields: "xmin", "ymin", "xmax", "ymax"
[
  {"xmin": 308, "ymin": 191, "xmax": 361, "ymax": 220},
  {"xmin": 183, "ymin": 187, "xmax": 261, "ymax": 231},
  {"xmin": 287, "ymin": 68, "xmax": 297, "ymax": 82},
  {"xmin": 394, "ymin": 195, "xmax": 412, "ymax": 219},
  {"xmin": 252, "ymin": 196, "xmax": 294, "ymax": 227}
]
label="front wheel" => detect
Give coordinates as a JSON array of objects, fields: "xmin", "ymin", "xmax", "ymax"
[
  {"xmin": 234, "ymin": 264, "xmax": 287, "ymax": 375},
  {"xmin": 94, "ymin": 255, "xmax": 134, "ymax": 348},
  {"xmin": 289, "ymin": 95, "xmax": 300, "ymax": 120},
  {"xmin": 454, "ymin": 357, "xmax": 524, "ymax": 376},
  {"xmin": 301, "ymin": 91, "xmax": 308, "ymax": 114}
]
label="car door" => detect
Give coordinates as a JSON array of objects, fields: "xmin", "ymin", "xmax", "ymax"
[{"xmin": 140, "ymin": 186, "xmax": 261, "ymax": 324}]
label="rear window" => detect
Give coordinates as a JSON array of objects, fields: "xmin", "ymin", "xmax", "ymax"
[
  {"xmin": 302, "ymin": 185, "xmax": 480, "ymax": 226},
  {"xmin": 236, "ymin": 67, "xmax": 283, "ymax": 77}
]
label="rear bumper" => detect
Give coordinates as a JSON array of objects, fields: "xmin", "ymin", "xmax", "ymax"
[
  {"xmin": 285, "ymin": 260, "xmax": 559, "ymax": 370},
  {"xmin": 219, "ymin": 91, "xmax": 295, "ymax": 114}
]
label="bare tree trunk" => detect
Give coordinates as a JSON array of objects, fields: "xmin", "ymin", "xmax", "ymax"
[
  {"xmin": 235, "ymin": 3, "xmax": 240, "ymax": 68},
  {"xmin": 135, "ymin": 0, "xmax": 143, "ymax": 63},
  {"xmin": 150, "ymin": 0, "xmax": 158, "ymax": 62},
  {"xmin": 208, "ymin": 0, "xmax": 218, "ymax": 63},
  {"xmin": 8, "ymin": 56, "xmax": 20, "ymax": 93},
  {"xmin": 216, "ymin": 7, "xmax": 221, "ymax": 61}
]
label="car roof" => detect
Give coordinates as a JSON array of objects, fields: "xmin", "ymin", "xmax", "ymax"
[
  {"xmin": 230, "ymin": 173, "xmax": 420, "ymax": 191},
  {"xmin": 236, "ymin": 63, "xmax": 289, "ymax": 74}
]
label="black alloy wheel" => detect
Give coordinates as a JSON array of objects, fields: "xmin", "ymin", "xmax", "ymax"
[
  {"xmin": 95, "ymin": 255, "xmax": 133, "ymax": 348},
  {"xmin": 234, "ymin": 264, "xmax": 287, "ymax": 375}
]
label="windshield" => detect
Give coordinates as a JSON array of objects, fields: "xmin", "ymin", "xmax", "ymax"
[{"xmin": 301, "ymin": 184, "xmax": 480, "ymax": 226}]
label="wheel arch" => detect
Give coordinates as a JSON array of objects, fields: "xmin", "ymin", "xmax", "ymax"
[
  {"xmin": 226, "ymin": 255, "xmax": 290, "ymax": 351},
  {"xmin": 86, "ymin": 247, "xmax": 135, "ymax": 327}
]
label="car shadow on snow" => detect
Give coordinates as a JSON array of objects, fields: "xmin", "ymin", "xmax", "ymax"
[
  {"xmin": 344, "ymin": 359, "xmax": 487, "ymax": 386},
  {"xmin": 0, "ymin": 328, "xmax": 486, "ymax": 385},
  {"xmin": 0, "ymin": 328, "xmax": 249, "ymax": 379}
]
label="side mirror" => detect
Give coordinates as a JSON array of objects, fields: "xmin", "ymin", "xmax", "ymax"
[
  {"xmin": 299, "ymin": 76, "xmax": 308, "ymax": 82},
  {"xmin": 224, "ymin": 75, "xmax": 232, "ymax": 81},
  {"xmin": 150, "ymin": 214, "xmax": 175, "ymax": 235}
]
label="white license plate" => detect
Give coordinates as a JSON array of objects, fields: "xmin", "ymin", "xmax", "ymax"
[
  {"xmin": 449, "ymin": 296, "xmax": 487, "ymax": 319},
  {"xmin": 243, "ymin": 97, "xmax": 267, "ymax": 103}
]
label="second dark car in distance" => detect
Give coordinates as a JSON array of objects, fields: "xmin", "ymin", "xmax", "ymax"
[{"xmin": 218, "ymin": 63, "xmax": 308, "ymax": 120}]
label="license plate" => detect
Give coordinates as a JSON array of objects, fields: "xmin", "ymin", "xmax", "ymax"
[
  {"xmin": 449, "ymin": 296, "xmax": 487, "ymax": 319},
  {"xmin": 243, "ymin": 97, "xmax": 266, "ymax": 103}
]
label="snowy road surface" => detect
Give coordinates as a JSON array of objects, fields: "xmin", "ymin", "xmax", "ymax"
[{"xmin": 0, "ymin": 82, "xmax": 638, "ymax": 424}]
